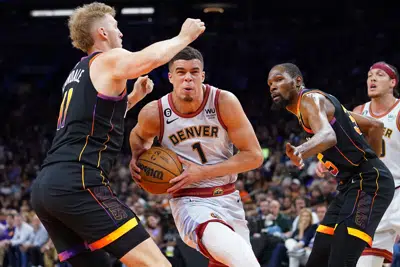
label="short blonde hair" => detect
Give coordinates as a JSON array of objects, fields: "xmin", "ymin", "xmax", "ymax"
[{"xmin": 68, "ymin": 2, "xmax": 116, "ymax": 52}]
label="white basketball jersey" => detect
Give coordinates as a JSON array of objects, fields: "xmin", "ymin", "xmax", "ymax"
[
  {"xmin": 361, "ymin": 99, "xmax": 400, "ymax": 186},
  {"xmin": 158, "ymin": 84, "xmax": 236, "ymax": 188}
]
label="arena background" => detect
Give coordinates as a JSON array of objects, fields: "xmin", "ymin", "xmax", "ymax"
[{"xmin": 0, "ymin": 0, "xmax": 400, "ymax": 266}]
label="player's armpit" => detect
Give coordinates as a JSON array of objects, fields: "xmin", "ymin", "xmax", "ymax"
[
  {"xmin": 296, "ymin": 93, "xmax": 337, "ymax": 159},
  {"xmin": 129, "ymin": 101, "xmax": 160, "ymax": 157},
  {"xmin": 349, "ymin": 111, "xmax": 384, "ymax": 155},
  {"xmin": 202, "ymin": 90, "xmax": 263, "ymax": 178}
]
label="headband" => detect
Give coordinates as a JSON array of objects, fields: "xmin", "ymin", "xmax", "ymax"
[{"xmin": 370, "ymin": 62, "xmax": 398, "ymax": 86}]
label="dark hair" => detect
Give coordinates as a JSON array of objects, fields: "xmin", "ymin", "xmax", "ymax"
[
  {"xmin": 274, "ymin": 63, "xmax": 304, "ymax": 86},
  {"xmin": 374, "ymin": 61, "xmax": 399, "ymax": 97},
  {"xmin": 275, "ymin": 63, "xmax": 304, "ymax": 86},
  {"xmin": 168, "ymin": 46, "xmax": 204, "ymax": 70}
]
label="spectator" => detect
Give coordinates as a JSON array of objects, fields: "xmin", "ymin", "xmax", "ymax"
[
  {"xmin": 145, "ymin": 213, "xmax": 163, "ymax": 247},
  {"xmin": 0, "ymin": 214, "xmax": 15, "ymax": 266},
  {"xmin": 22, "ymin": 215, "xmax": 48, "ymax": 267},
  {"xmin": 264, "ymin": 200, "xmax": 291, "ymax": 236},
  {"xmin": 5, "ymin": 213, "xmax": 33, "ymax": 267},
  {"xmin": 290, "ymin": 197, "xmax": 319, "ymax": 235},
  {"xmin": 286, "ymin": 208, "xmax": 319, "ymax": 267}
]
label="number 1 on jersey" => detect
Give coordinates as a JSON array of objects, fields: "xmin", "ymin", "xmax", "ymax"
[
  {"xmin": 192, "ymin": 142, "xmax": 208, "ymax": 164},
  {"xmin": 57, "ymin": 88, "xmax": 74, "ymax": 130},
  {"xmin": 381, "ymin": 139, "xmax": 386, "ymax": 158}
]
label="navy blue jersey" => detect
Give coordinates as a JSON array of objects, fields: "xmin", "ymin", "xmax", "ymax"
[
  {"xmin": 297, "ymin": 89, "xmax": 377, "ymax": 182},
  {"xmin": 42, "ymin": 52, "xmax": 127, "ymax": 177}
]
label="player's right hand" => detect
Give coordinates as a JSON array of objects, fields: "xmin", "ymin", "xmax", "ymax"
[
  {"xmin": 315, "ymin": 161, "xmax": 328, "ymax": 178},
  {"xmin": 285, "ymin": 143, "xmax": 304, "ymax": 169},
  {"xmin": 129, "ymin": 155, "xmax": 142, "ymax": 183},
  {"xmin": 179, "ymin": 18, "xmax": 206, "ymax": 43}
]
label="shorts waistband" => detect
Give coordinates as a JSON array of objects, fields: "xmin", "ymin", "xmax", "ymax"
[{"xmin": 171, "ymin": 183, "xmax": 236, "ymax": 198}]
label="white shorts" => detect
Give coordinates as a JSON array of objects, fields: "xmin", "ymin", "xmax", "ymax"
[
  {"xmin": 363, "ymin": 188, "xmax": 400, "ymax": 262},
  {"xmin": 169, "ymin": 190, "xmax": 250, "ymax": 251}
]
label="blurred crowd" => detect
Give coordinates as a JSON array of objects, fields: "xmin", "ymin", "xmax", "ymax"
[
  {"xmin": 0, "ymin": 71, "xmax": 383, "ymax": 267},
  {"xmin": 0, "ymin": 73, "xmax": 334, "ymax": 267}
]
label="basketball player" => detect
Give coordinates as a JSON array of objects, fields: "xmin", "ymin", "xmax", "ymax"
[
  {"xmin": 267, "ymin": 63, "xmax": 394, "ymax": 267},
  {"xmin": 353, "ymin": 62, "xmax": 400, "ymax": 267},
  {"xmin": 129, "ymin": 46, "xmax": 263, "ymax": 267},
  {"xmin": 31, "ymin": 2, "xmax": 205, "ymax": 267}
]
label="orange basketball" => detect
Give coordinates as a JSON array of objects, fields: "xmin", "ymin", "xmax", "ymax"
[{"xmin": 136, "ymin": 146, "xmax": 183, "ymax": 194}]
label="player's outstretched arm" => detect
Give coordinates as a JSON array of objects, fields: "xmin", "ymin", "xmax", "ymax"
[
  {"xmin": 294, "ymin": 93, "xmax": 337, "ymax": 159},
  {"xmin": 349, "ymin": 111, "xmax": 384, "ymax": 155},
  {"xmin": 129, "ymin": 101, "xmax": 160, "ymax": 181},
  {"xmin": 166, "ymin": 90, "xmax": 264, "ymax": 193},
  {"xmin": 98, "ymin": 18, "xmax": 205, "ymax": 80}
]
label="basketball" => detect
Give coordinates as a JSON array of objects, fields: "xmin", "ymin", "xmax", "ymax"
[{"xmin": 136, "ymin": 146, "xmax": 183, "ymax": 194}]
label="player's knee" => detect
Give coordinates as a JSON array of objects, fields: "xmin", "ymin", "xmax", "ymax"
[{"xmin": 201, "ymin": 222, "xmax": 260, "ymax": 267}]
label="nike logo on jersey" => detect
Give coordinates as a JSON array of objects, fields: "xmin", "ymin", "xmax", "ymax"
[{"xmin": 166, "ymin": 118, "xmax": 179, "ymax": 124}]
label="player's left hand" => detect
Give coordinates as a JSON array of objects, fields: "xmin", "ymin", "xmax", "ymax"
[
  {"xmin": 127, "ymin": 76, "xmax": 154, "ymax": 110},
  {"xmin": 286, "ymin": 143, "xmax": 305, "ymax": 169},
  {"xmin": 167, "ymin": 157, "xmax": 205, "ymax": 194}
]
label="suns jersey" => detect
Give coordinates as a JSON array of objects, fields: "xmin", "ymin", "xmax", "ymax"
[
  {"xmin": 42, "ymin": 52, "xmax": 127, "ymax": 178},
  {"xmin": 360, "ymin": 99, "xmax": 400, "ymax": 186},
  {"xmin": 158, "ymin": 84, "xmax": 236, "ymax": 188},
  {"xmin": 297, "ymin": 89, "xmax": 377, "ymax": 189}
]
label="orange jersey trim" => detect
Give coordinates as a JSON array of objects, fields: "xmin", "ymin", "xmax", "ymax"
[
  {"xmin": 88, "ymin": 218, "xmax": 139, "ymax": 251},
  {"xmin": 316, "ymin": 224, "xmax": 335, "ymax": 235},
  {"xmin": 347, "ymin": 227, "xmax": 372, "ymax": 247}
]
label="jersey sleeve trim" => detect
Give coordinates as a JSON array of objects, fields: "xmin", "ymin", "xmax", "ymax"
[
  {"xmin": 359, "ymin": 103, "xmax": 366, "ymax": 113},
  {"xmin": 158, "ymin": 99, "xmax": 164, "ymax": 142},
  {"xmin": 215, "ymin": 89, "xmax": 227, "ymax": 130}
]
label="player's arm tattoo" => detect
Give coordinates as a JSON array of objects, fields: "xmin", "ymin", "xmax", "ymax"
[{"xmin": 297, "ymin": 94, "xmax": 337, "ymax": 159}]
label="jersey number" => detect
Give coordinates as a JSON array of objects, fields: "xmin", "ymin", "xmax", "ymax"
[
  {"xmin": 192, "ymin": 142, "xmax": 208, "ymax": 164},
  {"xmin": 57, "ymin": 88, "xmax": 74, "ymax": 130},
  {"xmin": 342, "ymin": 106, "xmax": 362, "ymax": 135},
  {"xmin": 317, "ymin": 153, "xmax": 339, "ymax": 176},
  {"xmin": 381, "ymin": 139, "xmax": 386, "ymax": 158}
]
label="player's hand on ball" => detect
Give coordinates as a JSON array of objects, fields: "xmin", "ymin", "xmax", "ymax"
[
  {"xmin": 167, "ymin": 157, "xmax": 205, "ymax": 194},
  {"xmin": 315, "ymin": 161, "xmax": 328, "ymax": 178},
  {"xmin": 129, "ymin": 154, "xmax": 143, "ymax": 183},
  {"xmin": 286, "ymin": 143, "xmax": 304, "ymax": 169}
]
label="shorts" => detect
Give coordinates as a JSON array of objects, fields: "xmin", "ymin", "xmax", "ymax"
[
  {"xmin": 317, "ymin": 159, "xmax": 394, "ymax": 247},
  {"xmin": 169, "ymin": 190, "xmax": 250, "ymax": 252},
  {"xmin": 361, "ymin": 187, "xmax": 400, "ymax": 262},
  {"xmin": 31, "ymin": 163, "xmax": 149, "ymax": 262}
]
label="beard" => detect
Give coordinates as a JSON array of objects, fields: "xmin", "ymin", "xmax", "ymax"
[
  {"xmin": 183, "ymin": 96, "xmax": 193, "ymax": 102},
  {"xmin": 271, "ymin": 98, "xmax": 290, "ymax": 111}
]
